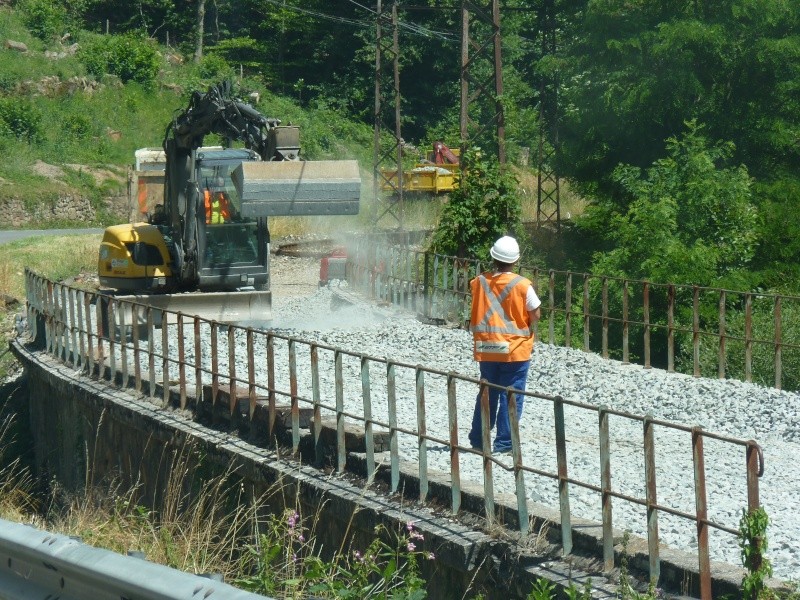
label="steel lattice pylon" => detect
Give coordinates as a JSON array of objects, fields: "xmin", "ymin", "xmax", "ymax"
[
  {"xmin": 460, "ymin": 0, "xmax": 505, "ymax": 165},
  {"xmin": 371, "ymin": 1, "xmax": 506, "ymax": 231},
  {"xmin": 372, "ymin": 1, "xmax": 404, "ymax": 229},
  {"xmin": 535, "ymin": 0, "xmax": 560, "ymax": 230}
]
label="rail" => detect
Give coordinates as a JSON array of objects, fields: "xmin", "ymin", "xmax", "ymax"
[
  {"xmin": 24, "ymin": 269, "xmax": 764, "ymax": 599},
  {"xmin": 345, "ymin": 236, "xmax": 800, "ymax": 391}
]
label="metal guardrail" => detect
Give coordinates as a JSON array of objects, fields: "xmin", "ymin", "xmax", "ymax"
[
  {"xmin": 23, "ymin": 269, "xmax": 764, "ymax": 599},
  {"xmin": 345, "ymin": 236, "xmax": 800, "ymax": 391},
  {"xmin": 0, "ymin": 517, "xmax": 269, "ymax": 600}
]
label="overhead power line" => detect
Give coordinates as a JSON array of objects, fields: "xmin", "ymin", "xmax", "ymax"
[{"xmin": 259, "ymin": 0, "xmax": 460, "ymax": 43}]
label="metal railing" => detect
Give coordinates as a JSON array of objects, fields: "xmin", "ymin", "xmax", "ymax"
[
  {"xmin": 0, "ymin": 518, "xmax": 269, "ymax": 600},
  {"xmin": 345, "ymin": 236, "xmax": 800, "ymax": 391},
  {"xmin": 24, "ymin": 269, "xmax": 764, "ymax": 599}
]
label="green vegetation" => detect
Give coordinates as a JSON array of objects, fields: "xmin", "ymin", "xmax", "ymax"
[
  {"xmin": 237, "ymin": 515, "xmax": 430, "ymax": 598},
  {"xmin": 430, "ymin": 147, "xmax": 524, "ymax": 263},
  {"xmin": 740, "ymin": 508, "xmax": 773, "ymax": 600},
  {"xmin": 0, "ymin": 234, "xmax": 99, "ymax": 379},
  {"xmin": 0, "ymin": 425, "xmax": 435, "ymax": 599},
  {"xmin": 589, "ymin": 122, "xmax": 758, "ymax": 287},
  {"xmin": 78, "ymin": 33, "xmax": 161, "ymax": 85}
]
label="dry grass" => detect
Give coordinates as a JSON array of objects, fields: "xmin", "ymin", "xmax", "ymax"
[
  {"xmin": 42, "ymin": 442, "xmax": 260, "ymax": 581},
  {"xmin": 0, "ymin": 233, "xmax": 99, "ymax": 300},
  {"xmin": 516, "ymin": 168, "xmax": 589, "ymax": 223}
]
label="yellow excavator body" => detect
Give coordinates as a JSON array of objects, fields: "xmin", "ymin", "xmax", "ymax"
[{"xmin": 98, "ymin": 223, "xmax": 174, "ymax": 292}]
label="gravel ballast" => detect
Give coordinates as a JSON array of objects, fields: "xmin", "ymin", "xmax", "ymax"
[{"xmin": 132, "ymin": 255, "xmax": 800, "ymax": 582}]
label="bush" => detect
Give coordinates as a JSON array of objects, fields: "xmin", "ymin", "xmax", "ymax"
[
  {"xmin": 430, "ymin": 147, "xmax": 523, "ymax": 263},
  {"xmin": 0, "ymin": 97, "xmax": 42, "ymax": 142},
  {"xmin": 17, "ymin": 0, "xmax": 67, "ymax": 42},
  {"xmin": 198, "ymin": 53, "xmax": 234, "ymax": 81},
  {"xmin": 79, "ymin": 33, "xmax": 161, "ymax": 86}
]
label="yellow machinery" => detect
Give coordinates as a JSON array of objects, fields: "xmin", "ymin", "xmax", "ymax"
[
  {"xmin": 379, "ymin": 141, "xmax": 460, "ymax": 195},
  {"xmin": 99, "ymin": 81, "xmax": 360, "ymax": 324}
]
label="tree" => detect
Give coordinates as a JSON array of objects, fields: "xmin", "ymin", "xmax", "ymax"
[
  {"xmin": 430, "ymin": 148, "xmax": 522, "ymax": 263},
  {"xmin": 557, "ymin": 0, "xmax": 800, "ymax": 194},
  {"xmin": 589, "ymin": 122, "xmax": 758, "ymax": 286},
  {"xmin": 195, "ymin": 0, "xmax": 205, "ymax": 63}
]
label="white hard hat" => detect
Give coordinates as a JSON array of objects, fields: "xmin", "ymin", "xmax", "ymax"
[{"xmin": 490, "ymin": 235, "xmax": 520, "ymax": 263}]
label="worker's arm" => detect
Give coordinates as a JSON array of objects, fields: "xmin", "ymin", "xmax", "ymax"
[{"xmin": 526, "ymin": 284, "xmax": 541, "ymax": 335}]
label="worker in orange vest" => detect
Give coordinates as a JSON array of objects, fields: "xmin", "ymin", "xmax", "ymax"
[
  {"xmin": 204, "ymin": 185, "xmax": 231, "ymax": 224},
  {"xmin": 468, "ymin": 235, "xmax": 541, "ymax": 454}
]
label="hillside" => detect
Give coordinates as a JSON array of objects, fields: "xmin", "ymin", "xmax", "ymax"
[{"xmin": 0, "ymin": 5, "xmax": 375, "ymax": 229}]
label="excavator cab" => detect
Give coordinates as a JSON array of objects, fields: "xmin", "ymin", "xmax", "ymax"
[{"xmin": 194, "ymin": 150, "xmax": 268, "ymax": 290}]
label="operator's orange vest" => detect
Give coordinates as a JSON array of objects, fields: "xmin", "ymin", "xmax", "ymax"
[
  {"xmin": 204, "ymin": 190, "xmax": 231, "ymax": 224},
  {"xmin": 469, "ymin": 272, "xmax": 534, "ymax": 362}
]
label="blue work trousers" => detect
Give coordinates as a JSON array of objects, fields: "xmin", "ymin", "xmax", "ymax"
[{"xmin": 468, "ymin": 360, "xmax": 530, "ymax": 453}]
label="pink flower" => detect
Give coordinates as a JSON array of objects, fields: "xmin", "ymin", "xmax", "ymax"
[
  {"xmin": 427, "ymin": 552, "xmax": 435, "ymax": 560},
  {"xmin": 406, "ymin": 542, "xmax": 416, "ymax": 552}
]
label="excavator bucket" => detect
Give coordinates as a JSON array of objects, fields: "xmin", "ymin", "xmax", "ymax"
[
  {"xmin": 108, "ymin": 290, "xmax": 272, "ymax": 329},
  {"xmin": 233, "ymin": 160, "xmax": 360, "ymax": 217}
]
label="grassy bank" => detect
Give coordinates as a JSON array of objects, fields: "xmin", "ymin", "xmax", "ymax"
[{"xmin": 0, "ymin": 233, "xmax": 100, "ymax": 378}]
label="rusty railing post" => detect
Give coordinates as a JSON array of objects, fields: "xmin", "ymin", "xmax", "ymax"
[
  {"xmin": 643, "ymin": 412, "xmax": 660, "ymax": 584},
  {"xmin": 387, "ymin": 361, "xmax": 400, "ymax": 493},
  {"xmin": 416, "ymin": 367, "xmax": 429, "ymax": 502},
  {"xmin": 361, "ymin": 356, "xmax": 375, "ymax": 480},
  {"xmin": 554, "ymin": 395, "xmax": 572, "ymax": 555},
  {"xmin": 692, "ymin": 427, "xmax": 712, "ymax": 600},
  {"xmin": 599, "ymin": 405, "xmax": 614, "ymax": 572},
  {"xmin": 479, "ymin": 381, "xmax": 494, "ymax": 527},
  {"xmin": 508, "ymin": 390, "xmax": 528, "ymax": 535},
  {"xmin": 447, "ymin": 372, "xmax": 461, "ymax": 515}
]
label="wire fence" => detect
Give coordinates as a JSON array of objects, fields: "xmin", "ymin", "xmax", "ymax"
[{"xmin": 24, "ymin": 269, "xmax": 765, "ymax": 599}]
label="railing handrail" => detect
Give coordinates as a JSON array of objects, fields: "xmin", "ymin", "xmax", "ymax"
[
  {"xmin": 23, "ymin": 268, "xmax": 765, "ymax": 599},
  {"xmin": 344, "ymin": 237, "xmax": 799, "ymax": 390}
]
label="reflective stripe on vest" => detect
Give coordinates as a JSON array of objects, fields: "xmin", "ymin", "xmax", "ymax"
[
  {"xmin": 470, "ymin": 275, "xmax": 531, "ymax": 337},
  {"xmin": 470, "ymin": 272, "xmax": 534, "ymax": 362}
]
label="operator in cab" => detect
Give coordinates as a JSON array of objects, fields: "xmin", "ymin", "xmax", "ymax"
[{"xmin": 204, "ymin": 177, "xmax": 232, "ymax": 224}]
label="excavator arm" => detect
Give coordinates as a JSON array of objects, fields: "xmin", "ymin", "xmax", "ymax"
[{"xmin": 161, "ymin": 81, "xmax": 300, "ymax": 287}]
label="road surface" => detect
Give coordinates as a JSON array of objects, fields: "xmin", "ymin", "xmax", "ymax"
[{"xmin": 0, "ymin": 228, "xmax": 104, "ymax": 245}]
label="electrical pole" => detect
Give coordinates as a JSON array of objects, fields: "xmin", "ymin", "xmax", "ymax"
[
  {"xmin": 372, "ymin": 1, "xmax": 404, "ymax": 230},
  {"xmin": 536, "ymin": 0, "xmax": 561, "ymax": 230},
  {"xmin": 459, "ymin": 0, "xmax": 505, "ymax": 165}
]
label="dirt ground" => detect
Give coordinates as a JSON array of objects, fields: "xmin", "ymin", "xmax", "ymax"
[{"xmin": 268, "ymin": 254, "xmax": 321, "ymax": 298}]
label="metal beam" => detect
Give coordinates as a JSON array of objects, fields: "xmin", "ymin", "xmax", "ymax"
[
  {"xmin": 460, "ymin": 0, "xmax": 505, "ymax": 165},
  {"xmin": 372, "ymin": 1, "xmax": 405, "ymax": 230}
]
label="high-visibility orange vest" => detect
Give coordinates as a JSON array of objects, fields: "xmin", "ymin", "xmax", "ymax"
[
  {"xmin": 204, "ymin": 190, "xmax": 231, "ymax": 224},
  {"xmin": 469, "ymin": 271, "xmax": 534, "ymax": 362}
]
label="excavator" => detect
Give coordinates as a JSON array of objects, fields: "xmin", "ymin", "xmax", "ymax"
[{"xmin": 98, "ymin": 81, "xmax": 360, "ymax": 323}]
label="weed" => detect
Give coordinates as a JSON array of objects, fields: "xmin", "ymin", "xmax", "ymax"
[
  {"xmin": 740, "ymin": 507, "xmax": 773, "ymax": 600},
  {"xmin": 565, "ymin": 578, "xmax": 592, "ymax": 600},
  {"xmin": 527, "ymin": 578, "xmax": 556, "ymax": 600}
]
